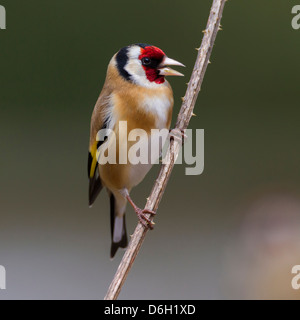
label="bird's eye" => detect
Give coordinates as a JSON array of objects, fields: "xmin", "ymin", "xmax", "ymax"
[{"xmin": 142, "ymin": 57, "xmax": 151, "ymax": 66}]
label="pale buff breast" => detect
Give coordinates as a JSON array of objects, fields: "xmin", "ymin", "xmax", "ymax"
[
  {"xmin": 126, "ymin": 89, "xmax": 173, "ymax": 189},
  {"xmin": 99, "ymin": 79, "xmax": 174, "ymax": 191}
]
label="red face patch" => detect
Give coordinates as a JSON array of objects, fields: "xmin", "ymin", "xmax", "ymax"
[
  {"xmin": 139, "ymin": 46, "xmax": 165, "ymax": 61},
  {"xmin": 139, "ymin": 46, "xmax": 166, "ymax": 84}
]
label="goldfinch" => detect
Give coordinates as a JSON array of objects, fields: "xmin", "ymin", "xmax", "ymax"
[{"xmin": 88, "ymin": 43, "xmax": 184, "ymax": 258}]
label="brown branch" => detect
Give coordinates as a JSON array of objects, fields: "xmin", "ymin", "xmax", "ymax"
[{"xmin": 104, "ymin": 0, "xmax": 227, "ymax": 300}]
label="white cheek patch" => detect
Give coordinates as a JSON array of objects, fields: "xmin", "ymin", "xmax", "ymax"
[
  {"xmin": 125, "ymin": 46, "xmax": 144, "ymax": 78},
  {"xmin": 125, "ymin": 62, "xmax": 144, "ymax": 79},
  {"xmin": 127, "ymin": 46, "xmax": 142, "ymax": 60}
]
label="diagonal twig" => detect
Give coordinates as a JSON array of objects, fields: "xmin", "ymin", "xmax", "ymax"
[{"xmin": 104, "ymin": 0, "xmax": 227, "ymax": 300}]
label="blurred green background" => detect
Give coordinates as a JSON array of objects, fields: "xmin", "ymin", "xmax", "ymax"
[{"xmin": 1, "ymin": 0, "xmax": 300, "ymax": 299}]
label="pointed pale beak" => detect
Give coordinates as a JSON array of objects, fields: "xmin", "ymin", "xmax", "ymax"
[{"xmin": 158, "ymin": 57, "xmax": 185, "ymax": 77}]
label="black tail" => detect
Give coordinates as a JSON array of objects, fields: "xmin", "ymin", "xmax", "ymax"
[
  {"xmin": 89, "ymin": 174, "xmax": 103, "ymax": 207},
  {"xmin": 110, "ymin": 194, "xmax": 128, "ymax": 258}
]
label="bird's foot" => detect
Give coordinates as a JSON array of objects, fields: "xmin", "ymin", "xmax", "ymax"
[
  {"xmin": 169, "ymin": 128, "xmax": 187, "ymax": 144},
  {"xmin": 135, "ymin": 207, "xmax": 156, "ymax": 230},
  {"xmin": 124, "ymin": 191, "xmax": 156, "ymax": 229}
]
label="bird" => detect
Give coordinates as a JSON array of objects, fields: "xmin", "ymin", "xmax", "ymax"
[{"xmin": 88, "ymin": 43, "xmax": 184, "ymax": 258}]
